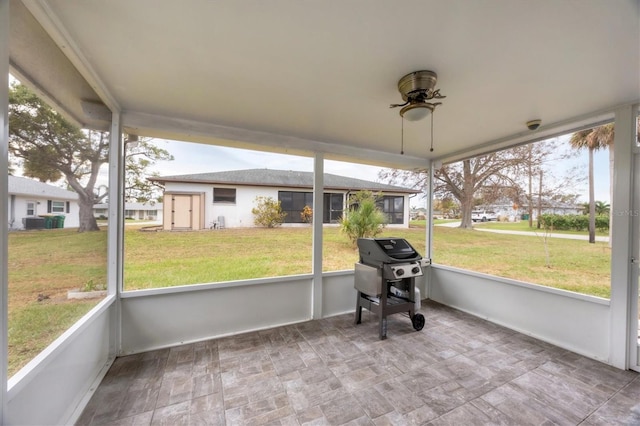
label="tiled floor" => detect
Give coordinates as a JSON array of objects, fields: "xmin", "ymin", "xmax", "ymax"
[{"xmin": 77, "ymin": 301, "xmax": 640, "ymax": 425}]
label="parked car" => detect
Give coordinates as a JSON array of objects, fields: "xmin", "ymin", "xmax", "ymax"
[{"xmin": 471, "ymin": 210, "xmax": 498, "ymax": 222}]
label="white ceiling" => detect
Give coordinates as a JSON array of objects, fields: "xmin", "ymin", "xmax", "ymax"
[{"xmin": 14, "ymin": 0, "xmax": 640, "ymax": 168}]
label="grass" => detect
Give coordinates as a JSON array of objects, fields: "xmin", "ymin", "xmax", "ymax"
[
  {"xmin": 7, "ymin": 228, "xmax": 108, "ymax": 377},
  {"xmin": 7, "ymin": 223, "xmax": 611, "ymax": 377},
  {"xmin": 431, "ymin": 227, "xmax": 611, "ymax": 297}
]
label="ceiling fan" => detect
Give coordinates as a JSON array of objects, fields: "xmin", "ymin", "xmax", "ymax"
[
  {"xmin": 390, "ymin": 70, "xmax": 445, "ymax": 153},
  {"xmin": 390, "ymin": 70, "xmax": 445, "ymax": 121}
]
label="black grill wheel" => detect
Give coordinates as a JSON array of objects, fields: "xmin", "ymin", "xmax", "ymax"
[{"xmin": 412, "ymin": 313, "xmax": 425, "ymax": 331}]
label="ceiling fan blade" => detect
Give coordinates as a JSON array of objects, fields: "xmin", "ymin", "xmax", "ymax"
[{"xmin": 389, "ymin": 101, "xmax": 409, "ymax": 108}]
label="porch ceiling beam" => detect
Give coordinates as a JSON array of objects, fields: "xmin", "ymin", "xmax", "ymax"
[
  {"xmin": 123, "ymin": 110, "xmax": 431, "ymax": 171},
  {"xmin": 21, "ymin": 0, "xmax": 120, "ymax": 114}
]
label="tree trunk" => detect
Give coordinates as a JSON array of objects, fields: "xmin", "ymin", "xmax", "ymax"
[
  {"xmin": 528, "ymin": 145, "xmax": 534, "ymax": 228},
  {"xmin": 588, "ymin": 148, "xmax": 596, "ymax": 244},
  {"xmin": 77, "ymin": 194, "xmax": 100, "ymax": 232},
  {"xmin": 537, "ymin": 170, "xmax": 543, "ymax": 229},
  {"xmin": 458, "ymin": 160, "xmax": 475, "ymax": 229}
]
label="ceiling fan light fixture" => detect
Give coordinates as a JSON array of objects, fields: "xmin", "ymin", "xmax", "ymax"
[
  {"xmin": 399, "ymin": 103, "xmax": 434, "ymax": 121},
  {"xmin": 390, "ymin": 69, "xmax": 446, "ymax": 154}
]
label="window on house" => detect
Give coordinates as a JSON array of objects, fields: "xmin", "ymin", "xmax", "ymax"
[
  {"xmin": 278, "ymin": 191, "xmax": 313, "ymax": 223},
  {"xmin": 26, "ymin": 201, "xmax": 36, "ymax": 216},
  {"xmin": 50, "ymin": 200, "xmax": 65, "ymax": 213},
  {"xmin": 213, "ymin": 187, "xmax": 236, "ymax": 203},
  {"xmin": 378, "ymin": 195, "xmax": 404, "ymax": 224},
  {"xmin": 324, "ymin": 193, "xmax": 343, "ymax": 223}
]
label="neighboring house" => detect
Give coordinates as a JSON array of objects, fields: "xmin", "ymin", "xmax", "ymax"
[
  {"xmin": 7, "ymin": 175, "xmax": 80, "ymax": 230},
  {"xmin": 149, "ymin": 169, "xmax": 420, "ymax": 231},
  {"xmin": 93, "ymin": 202, "xmax": 163, "ymax": 222},
  {"xmin": 479, "ymin": 198, "xmax": 582, "ymax": 221}
]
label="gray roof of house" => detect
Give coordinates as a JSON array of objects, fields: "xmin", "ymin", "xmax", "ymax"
[
  {"xmin": 8, "ymin": 175, "xmax": 78, "ymax": 200},
  {"xmin": 149, "ymin": 169, "xmax": 419, "ymax": 193}
]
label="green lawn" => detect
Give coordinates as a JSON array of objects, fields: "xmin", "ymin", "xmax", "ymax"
[{"xmin": 7, "ymin": 224, "xmax": 611, "ymax": 377}]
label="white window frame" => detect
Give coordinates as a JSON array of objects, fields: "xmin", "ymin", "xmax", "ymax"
[
  {"xmin": 26, "ymin": 201, "xmax": 36, "ymax": 216},
  {"xmin": 51, "ymin": 201, "xmax": 65, "ymax": 213}
]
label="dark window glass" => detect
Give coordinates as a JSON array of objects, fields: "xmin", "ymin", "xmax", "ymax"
[
  {"xmin": 279, "ymin": 191, "xmax": 313, "ymax": 223},
  {"xmin": 378, "ymin": 195, "xmax": 404, "ymax": 224},
  {"xmin": 325, "ymin": 193, "xmax": 343, "ymax": 223},
  {"xmin": 213, "ymin": 188, "xmax": 236, "ymax": 203}
]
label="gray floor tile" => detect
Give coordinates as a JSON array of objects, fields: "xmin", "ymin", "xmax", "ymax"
[{"xmin": 76, "ymin": 300, "xmax": 639, "ymax": 425}]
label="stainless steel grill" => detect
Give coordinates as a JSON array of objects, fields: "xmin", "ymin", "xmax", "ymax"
[{"xmin": 354, "ymin": 237, "xmax": 426, "ymax": 339}]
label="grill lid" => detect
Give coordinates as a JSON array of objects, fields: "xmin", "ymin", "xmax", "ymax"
[{"xmin": 358, "ymin": 237, "xmax": 422, "ymax": 264}]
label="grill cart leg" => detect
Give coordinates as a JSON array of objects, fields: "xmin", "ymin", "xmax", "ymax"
[
  {"xmin": 354, "ymin": 291, "xmax": 363, "ymax": 325},
  {"xmin": 379, "ymin": 289, "xmax": 387, "ymax": 340},
  {"xmin": 379, "ymin": 317, "xmax": 387, "ymax": 340}
]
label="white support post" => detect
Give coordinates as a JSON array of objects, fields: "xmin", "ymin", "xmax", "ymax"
[
  {"xmin": 0, "ymin": 0, "xmax": 9, "ymax": 421},
  {"xmin": 312, "ymin": 153, "xmax": 324, "ymax": 319},
  {"xmin": 425, "ymin": 162, "xmax": 435, "ymax": 299},
  {"xmin": 426, "ymin": 162, "xmax": 435, "ymax": 262},
  {"xmin": 107, "ymin": 114, "xmax": 123, "ymax": 356},
  {"xmin": 609, "ymin": 105, "xmax": 636, "ymax": 369},
  {"xmin": 631, "ymin": 145, "xmax": 640, "ymax": 371}
]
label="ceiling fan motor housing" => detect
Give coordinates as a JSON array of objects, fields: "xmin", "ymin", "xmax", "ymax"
[{"xmin": 398, "ymin": 70, "xmax": 438, "ymax": 102}]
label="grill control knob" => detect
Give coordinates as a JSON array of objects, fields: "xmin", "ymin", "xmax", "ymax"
[
  {"xmin": 412, "ymin": 267, "xmax": 420, "ymax": 274},
  {"xmin": 395, "ymin": 268, "xmax": 404, "ymax": 276}
]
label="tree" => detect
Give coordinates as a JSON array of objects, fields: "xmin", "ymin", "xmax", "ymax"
[
  {"xmin": 434, "ymin": 196, "xmax": 458, "ymax": 218},
  {"xmin": 251, "ymin": 196, "xmax": 286, "ymax": 227},
  {"xmin": 8, "ymin": 83, "xmax": 172, "ymax": 232},
  {"xmin": 339, "ymin": 191, "xmax": 387, "ymax": 244},
  {"xmin": 507, "ymin": 139, "xmax": 579, "ymax": 229},
  {"xmin": 124, "ymin": 138, "xmax": 174, "ymax": 203},
  {"xmin": 380, "ymin": 151, "xmax": 526, "ymax": 229},
  {"xmin": 569, "ymin": 126, "xmax": 612, "ymax": 243},
  {"xmin": 595, "ymin": 200, "xmax": 610, "ymax": 216}
]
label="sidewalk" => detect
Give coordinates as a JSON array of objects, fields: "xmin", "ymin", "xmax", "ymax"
[
  {"xmin": 475, "ymin": 227, "xmax": 609, "ymax": 242},
  {"xmin": 435, "ymin": 221, "xmax": 609, "ymax": 243}
]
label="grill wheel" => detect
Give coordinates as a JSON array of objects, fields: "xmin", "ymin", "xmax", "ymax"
[{"xmin": 412, "ymin": 313, "xmax": 425, "ymax": 331}]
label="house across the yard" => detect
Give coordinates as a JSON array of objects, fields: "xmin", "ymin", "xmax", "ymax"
[
  {"xmin": 149, "ymin": 169, "xmax": 419, "ymax": 230},
  {"xmin": 7, "ymin": 175, "xmax": 80, "ymax": 230},
  {"xmin": 93, "ymin": 202, "xmax": 163, "ymax": 222},
  {"xmin": 479, "ymin": 198, "xmax": 582, "ymax": 222}
]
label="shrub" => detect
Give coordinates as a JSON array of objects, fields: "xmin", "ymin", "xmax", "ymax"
[
  {"xmin": 251, "ymin": 196, "xmax": 286, "ymax": 228},
  {"xmin": 339, "ymin": 191, "xmax": 387, "ymax": 244},
  {"xmin": 595, "ymin": 215, "xmax": 610, "ymax": 232},
  {"xmin": 300, "ymin": 205, "xmax": 313, "ymax": 223},
  {"xmin": 539, "ymin": 213, "xmax": 609, "ymax": 232}
]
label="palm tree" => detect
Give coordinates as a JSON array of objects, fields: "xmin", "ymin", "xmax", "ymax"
[
  {"xmin": 569, "ymin": 125, "xmax": 613, "ymax": 243},
  {"xmin": 595, "ymin": 200, "xmax": 610, "ymax": 216}
]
